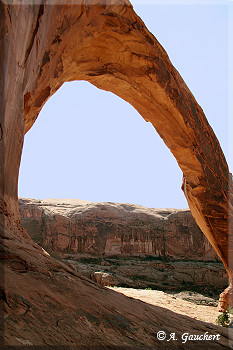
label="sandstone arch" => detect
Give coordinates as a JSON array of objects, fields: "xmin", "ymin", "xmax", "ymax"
[{"xmin": 1, "ymin": 1, "xmax": 232, "ymax": 311}]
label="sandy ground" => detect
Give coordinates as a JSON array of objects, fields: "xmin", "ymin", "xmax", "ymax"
[{"xmin": 108, "ymin": 287, "xmax": 221, "ymax": 325}]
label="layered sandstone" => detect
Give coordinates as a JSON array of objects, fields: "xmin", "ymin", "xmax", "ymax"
[
  {"xmin": 19, "ymin": 199, "xmax": 229, "ymax": 295},
  {"xmin": 0, "ymin": 0, "xmax": 233, "ymax": 345},
  {"xmin": 19, "ymin": 198, "xmax": 219, "ymax": 261},
  {"xmin": 66, "ymin": 255, "xmax": 228, "ymax": 293}
]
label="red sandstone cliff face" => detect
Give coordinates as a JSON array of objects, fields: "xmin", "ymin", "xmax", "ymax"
[
  {"xmin": 19, "ymin": 199, "xmax": 229, "ymax": 294},
  {"xmin": 19, "ymin": 198, "xmax": 219, "ymax": 261}
]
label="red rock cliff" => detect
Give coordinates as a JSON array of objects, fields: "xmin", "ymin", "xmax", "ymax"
[{"xmin": 19, "ymin": 198, "xmax": 219, "ymax": 261}]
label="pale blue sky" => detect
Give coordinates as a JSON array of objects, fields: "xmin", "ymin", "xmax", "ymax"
[{"xmin": 18, "ymin": 2, "xmax": 230, "ymax": 209}]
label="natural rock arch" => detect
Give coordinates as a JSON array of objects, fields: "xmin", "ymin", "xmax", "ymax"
[{"xmin": 1, "ymin": 1, "xmax": 232, "ymax": 310}]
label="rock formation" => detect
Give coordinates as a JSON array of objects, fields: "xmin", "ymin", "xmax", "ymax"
[
  {"xmin": 91, "ymin": 271, "xmax": 119, "ymax": 286},
  {"xmin": 0, "ymin": 0, "xmax": 233, "ymax": 345},
  {"xmin": 19, "ymin": 198, "xmax": 219, "ymax": 261},
  {"xmin": 19, "ymin": 198, "xmax": 228, "ymax": 293}
]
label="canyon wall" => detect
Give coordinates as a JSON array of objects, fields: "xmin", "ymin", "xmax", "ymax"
[
  {"xmin": 19, "ymin": 198, "xmax": 228, "ymax": 295},
  {"xmin": 19, "ymin": 198, "xmax": 219, "ymax": 261}
]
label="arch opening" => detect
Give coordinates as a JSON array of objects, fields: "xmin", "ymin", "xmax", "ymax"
[{"xmin": 19, "ymin": 80, "xmax": 187, "ymax": 209}]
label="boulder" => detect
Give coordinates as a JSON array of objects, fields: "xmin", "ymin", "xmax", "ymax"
[{"xmin": 91, "ymin": 271, "xmax": 119, "ymax": 286}]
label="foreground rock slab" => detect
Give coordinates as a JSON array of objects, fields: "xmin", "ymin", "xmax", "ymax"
[{"xmin": 0, "ymin": 226, "xmax": 232, "ymax": 349}]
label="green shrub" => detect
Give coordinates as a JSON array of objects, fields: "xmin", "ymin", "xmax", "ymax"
[
  {"xmin": 79, "ymin": 257, "xmax": 102, "ymax": 265},
  {"xmin": 216, "ymin": 310, "xmax": 230, "ymax": 327}
]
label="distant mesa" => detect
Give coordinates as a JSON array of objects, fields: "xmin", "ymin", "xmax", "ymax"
[
  {"xmin": 19, "ymin": 198, "xmax": 219, "ymax": 261},
  {"xmin": 19, "ymin": 198, "xmax": 228, "ymax": 297}
]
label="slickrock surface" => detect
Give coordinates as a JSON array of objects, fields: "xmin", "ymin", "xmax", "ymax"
[
  {"xmin": 19, "ymin": 198, "xmax": 219, "ymax": 261},
  {"xmin": 1, "ymin": 226, "xmax": 232, "ymax": 349},
  {"xmin": 108, "ymin": 287, "xmax": 224, "ymax": 325},
  {"xmin": 0, "ymin": 0, "xmax": 233, "ymax": 346}
]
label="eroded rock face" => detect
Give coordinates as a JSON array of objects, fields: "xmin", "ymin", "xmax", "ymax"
[
  {"xmin": 63, "ymin": 254, "xmax": 228, "ymax": 293},
  {"xmin": 0, "ymin": 0, "xmax": 233, "ymax": 344},
  {"xmin": 19, "ymin": 198, "xmax": 228, "ymax": 293},
  {"xmin": 19, "ymin": 198, "xmax": 219, "ymax": 261}
]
